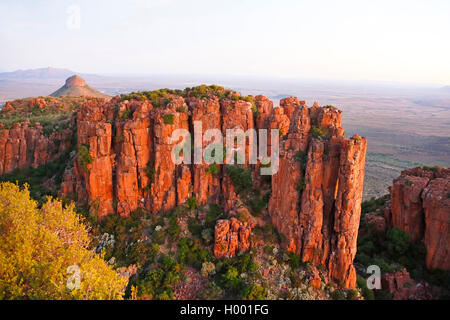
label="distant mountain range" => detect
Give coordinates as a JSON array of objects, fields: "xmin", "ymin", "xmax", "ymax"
[
  {"xmin": 0, "ymin": 67, "xmax": 74, "ymax": 79},
  {"xmin": 0, "ymin": 67, "xmax": 100, "ymax": 80}
]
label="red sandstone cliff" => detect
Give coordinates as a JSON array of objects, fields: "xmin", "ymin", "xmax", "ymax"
[
  {"xmin": 0, "ymin": 121, "xmax": 72, "ymax": 175},
  {"xmin": 268, "ymin": 102, "xmax": 366, "ymax": 288},
  {"xmin": 58, "ymin": 92, "xmax": 367, "ymax": 288},
  {"xmin": 0, "ymin": 96, "xmax": 100, "ymax": 176},
  {"xmin": 0, "ymin": 88, "xmax": 368, "ymax": 289},
  {"xmin": 384, "ymin": 167, "xmax": 450, "ymax": 270}
]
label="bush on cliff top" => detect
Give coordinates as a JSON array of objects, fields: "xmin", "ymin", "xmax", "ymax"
[
  {"xmin": 163, "ymin": 113, "xmax": 175, "ymax": 125},
  {"xmin": 119, "ymin": 109, "xmax": 132, "ymax": 120},
  {"xmin": 311, "ymin": 126, "xmax": 330, "ymax": 140}
]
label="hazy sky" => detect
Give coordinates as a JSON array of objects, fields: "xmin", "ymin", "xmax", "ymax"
[{"xmin": 1, "ymin": 0, "xmax": 449, "ymax": 85}]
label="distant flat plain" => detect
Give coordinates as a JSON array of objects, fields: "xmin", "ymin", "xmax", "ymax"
[{"xmin": 1, "ymin": 71, "xmax": 449, "ymax": 200}]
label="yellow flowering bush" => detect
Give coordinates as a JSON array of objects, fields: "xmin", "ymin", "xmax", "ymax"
[{"xmin": 0, "ymin": 182, "xmax": 128, "ymax": 300}]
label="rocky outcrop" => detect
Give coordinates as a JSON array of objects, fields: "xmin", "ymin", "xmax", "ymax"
[
  {"xmin": 55, "ymin": 90, "xmax": 367, "ymax": 288},
  {"xmin": 187, "ymin": 96, "xmax": 221, "ymax": 205},
  {"xmin": 384, "ymin": 167, "xmax": 450, "ymax": 270},
  {"xmin": 381, "ymin": 268, "xmax": 435, "ymax": 300},
  {"xmin": 268, "ymin": 101, "xmax": 367, "ymax": 288},
  {"xmin": 0, "ymin": 121, "xmax": 72, "ymax": 175},
  {"xmin": 0, "ymin": 96, "xmax": 101, "ymax": 176},
  {"xmin": 364, "ymin": 212, "xmax": 387, "ymax": 233},
  {"xmin": 213, "ymin": 218, "xmax": 254, "ymax": 258},
  {"xmin": 62, "ymin": 90, "xmax": 255, "ymax": 218},
  {"xmin": 72, "ymin": 99, "xmax": 115, "ymax": 218}
]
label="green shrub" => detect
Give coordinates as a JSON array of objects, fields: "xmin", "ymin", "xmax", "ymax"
[
  {"xmin": 206, "ymin": 164, "xmax": 219, "ymax": 175},
  {"xmin": 385, "ymin": 227, "xmax": 410, "ymax": 256},
  {"xmin": 356, "ymin": 276, "xmax": 375, "ymax": 300},
  {"xmin": 163, "ymin": 114, "xmax": 175, "ymax": 124},
  {"xmin": 330, "ymin": 289, "xmax": 346, "ymax": 300},
  {"xmin": 296, "ymin": 177, "xmax": 306, "ymax": 193},
  {"xmin": 245, "ymin": 195, "xmax": 267, "ymax": 217},
  {"xmin": 421, "ymin": 165, "xmax": 440, "ymax": 173},
  {"xmin": 120, "ymin": 109, "xmax": 132, "ymax": 120},
  {"xmin": 347, "ymin": 289, "xmax": 359, "ymax": 300},
  {"xmin": 225, "ymin": 165, "xmax": 253, "ymax": 193},
  {"xmin": 177, "ymin": 237, "xmax": 211, "ymax": 269},
  {"xmin": 236, "ymin": 209, "xmax": 250, "ymax": 223},
  {"xmin": 188, "ymin": 218, "xmax": 202, "ymax": 237},
  {"xmin": 258, "ymin": 223, "xmax": 285, "ymax": 244},
  {"xmin": 361, "ymin": 195, "xmax": 388, "ymax": 216},
  {"xmin": 186, "ymin": 196, "xmax": 197, "ymax": 210},
  {"xmin": 263, "ymin": 245, "xmax": 274, "ymax": 255},
  {"xmin": 311, "ymin": 126, "xmax": 329, "ymax": 140},
  {"xmin": 205, "ymin": 204, "xmax": 223, "ymax": 229},
  {"xmin": 222, "ymin": 266, "xmax": 243, "ymax": 292},
  {"xmin": 153, "ymin": 230, "xmax": 166, "ymax": 245},
  {"xmin": 288, "ymin": 252, "xmax": 301, "ymax": 269},
  {"xmin": 136, "ymin": 254, "xmax": 183, "ymax": 300},
  {"xmin": 294, "ymin": 150, "xmax": 308, "ymax": 170},
  {"xmin": 242, "ymin": 284, "xmax": 267, "ymax": 300},
  {"xmin": 78, "ymin": 145, "xmax": 93, "ymax": 171},
  {"xmin": 145, "ymin": 161, "xmax": 155, "ymax": 181},
  {"xmin": 167, "ymin": 215, "xmax": 181, "ymax": 241},
  {"xmin": 0, "ymin": 149, "xmax": 73, "ymax": 202},
  {"xmin": 374, "ymin": 289, "xmax": 393, "ymax": 300}
]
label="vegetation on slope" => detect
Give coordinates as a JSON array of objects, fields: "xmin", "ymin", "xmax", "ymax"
[
  {"xmin": 356, "ymin": 196, "xmax": 450, "ymax": 299},
  {"xmin": 0, "ymin": 182, "xmax": 127, "ymax": 299}
]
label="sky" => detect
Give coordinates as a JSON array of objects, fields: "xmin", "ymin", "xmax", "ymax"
[{"xmin": 1, "ymin": 0, "xmax": 449, "ymax": 85}]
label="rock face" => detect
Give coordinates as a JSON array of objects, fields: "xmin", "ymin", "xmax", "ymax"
[
  {"xmin": 384, "ymin": 167, "xmax": 450, "ymax": 270},
  {"xmin": 268, "ymin": 102, "xmax": 367, "ymax": 288},
  {"xmin": 382, "ymin": 268, "xmax": 435, "ymax": 300},
  {"xmin": 213, "ymin": 218, "xmax": 254, "ymax": 258},
  {"xmin": 0, "ymin": 121, "xmax": 72, "ymax": 175},
  {"xmin": 54, "ymin": 90, "xmax": 367, "ymax": 288},
  {"xmin": 364, "ymin": 213, "xmax": 387, "ymax": 233}
]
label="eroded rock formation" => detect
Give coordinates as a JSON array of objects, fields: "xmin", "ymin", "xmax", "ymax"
[
  {"xmin": 214, "ymin": 218, "xmax": 254, "ymax": 258},
  {"xmin": 1, "ymin": 87, "xmax": 368, "ymax": 288},
  {"xmin": 384, "ymin": 167, "xmax": 450, "ymax": 270},
  {"xmin": 0, "ymin": 121, "xmax": 72, "ymax": 175},
  {"xmin": 268, "ymin": 102, "xmax": 367, "ymax": 288}
]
